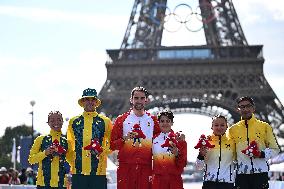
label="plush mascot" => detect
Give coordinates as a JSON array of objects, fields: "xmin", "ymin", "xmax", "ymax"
[
  {"xmin": 194, "ymin": 134, "xmax": 215, "ymax": 149},
  {"xmin": 161, "ymin": 132, "xmax": 178, "ymax": 148},
  {"xmin": 160, "ymin": 132, "xmax": 181, "ymax": 155},
  {"xmin": 84, "ymin": 138, "xmax": 103, "ymax": 158},
  {"xmin": 131, "ymin": 124, "xmax": 146, "ymax": 147},
  {"xmin": 51, "ymin": 139, "xmax": 67, "ymax": 155},
  {"xmin": 241, "ymin": 140, "xmax": 261, "ymax": 157}
]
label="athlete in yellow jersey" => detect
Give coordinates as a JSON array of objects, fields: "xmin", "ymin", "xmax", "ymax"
[
  {"xmin": 67, "ymin": 88, "xmax": 112, "ymax": 189},
  {"xmin": 228, "ymin": 96, "xmax": 280, "ymax": 189},
  {"xmin": 29, "ymin": 111, "xmax": 74, "ymax": 189}
]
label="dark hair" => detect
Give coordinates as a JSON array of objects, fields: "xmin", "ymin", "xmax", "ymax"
[
  {"xmin": 236, "ymin": 96, "xmax": 255, "ymax": 106},
  {"xmin": 48, "ymin": 111, "xmax": 63, "ymax": 122},
  {"xmin": 131, "ymin": 86, "xmax": 149, "ymax": 98},
  {"xmin": 212, "ymin": 114, "xmax": 227, "ymax": 123},
  {"xmin": 158, "ymin": 109, "xmax": 174, "ymax": 122}
]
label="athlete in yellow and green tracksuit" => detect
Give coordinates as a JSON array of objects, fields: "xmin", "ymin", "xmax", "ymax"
[
  {"xmin": 29, "ymin": 129, "xmax": 74, "ymax": 189},
  {"xmin": 67, "ymin": 88, "xmax": 112, "ymax": 189}
]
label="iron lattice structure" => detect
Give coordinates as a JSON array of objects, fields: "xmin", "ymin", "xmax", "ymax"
[{"xmin": 98, "ymin": 0, "xmax": 284, "ymax": 142}]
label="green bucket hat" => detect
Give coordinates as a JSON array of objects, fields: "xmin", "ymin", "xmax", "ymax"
[{"xmin": 78, "ymin": 88, "xmax": 101, "ymax": 107}]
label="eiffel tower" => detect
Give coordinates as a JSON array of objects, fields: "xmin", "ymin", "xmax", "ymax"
[{"xmin": 98, "ymin": 0, "xmax": 284, "ymax": 142}]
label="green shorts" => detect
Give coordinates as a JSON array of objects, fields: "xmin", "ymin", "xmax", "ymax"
[{"xmin": 71, "ymin": 174, "xmax": 106, "ymax": 189}]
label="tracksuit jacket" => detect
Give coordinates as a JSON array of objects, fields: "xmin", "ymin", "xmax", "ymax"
[
  {"xmin": 29, "ymin": 130, "xmax": 74, "ymax": 188},
  {"xmin": 228, "ymin": 114, "xmax": 280, "ymax": 174},
  {"xmin": 152, "ymin": 130, "xmax": 187, "ymax": 189},
  {"xmin": 110, "ymin": 110, "xmax": 160, "ymax": 189},
  {"xmin": 67, "ymin": 111, "xmax": 112, "ymax": 176},
  {"xmin": 196, "ymin": 133, "xmax": 236, "ymax": 184}
]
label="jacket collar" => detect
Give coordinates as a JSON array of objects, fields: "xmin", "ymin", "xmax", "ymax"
[
  {"xmin": 83, "ymin": 111, "xmax": 98, "ymax": 117},
  {"xmin": 241, "ymin": 114, "xmax": 257, "ymax": 126},
  {"xmin": 210, "ymin": 133, "xmax": 227, "ymax": 141},
  {"xmin": 50, "ymin": 129, "xmax": 62, "ymax": 137}
]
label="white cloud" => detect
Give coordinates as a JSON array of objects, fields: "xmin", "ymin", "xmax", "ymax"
[
  {"xmin": 264, "ymin": 75, "xmax": 284, "ymax": 103},
  {"xmin": 235, "ymin": 0, "xmax": 284, "ymax": 23},
  {"xmin": 0, "ymin": 55, "xmax": 52, "ymax": 69},
  {"xmin": 256, "ymin": 0, "xmax": 284, "ymax": 20},
  {"xmin": 0, "ymin": 48, "xmax": 108, "ymax": 136},
  {"xmin": 0, "ymin": 5, "xmax": 128, "ymax": 30},
  {"xmin": 0, "ymin": 55, "xmax": 54, "ymax": 101}
]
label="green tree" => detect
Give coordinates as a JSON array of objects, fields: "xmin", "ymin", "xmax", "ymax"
[{"xmin": 0, "ymin": 124, "xmax": 37, "ymax": 169}]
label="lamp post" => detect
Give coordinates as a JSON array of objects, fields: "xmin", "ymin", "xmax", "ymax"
[
  {"xmin": 65, "ymin": 117, "xmax": 69, "ymax": 136},
  {"xmin": 30, "ymin": 100, "xmax": 36, "ymax": 145},
  {"xmin": 30, "ymin": 100, "xmax": 35, "ymax": 170}
]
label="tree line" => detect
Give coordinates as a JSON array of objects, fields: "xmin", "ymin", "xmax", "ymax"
[{"xmin": 0, "ymin": 125, "xmax": 35, "ymax": 169}]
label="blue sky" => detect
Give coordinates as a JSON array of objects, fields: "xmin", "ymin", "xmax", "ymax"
[{"xmin": 0, "ymin": 0, "xmax": 284, "ymax": 157}]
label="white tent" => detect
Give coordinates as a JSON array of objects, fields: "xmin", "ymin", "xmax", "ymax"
[
  {"xmin": 107, "ymin": 158, "xmax": 117, "ymax": 171},
  {"xmin": 269, "ymin": 153, "xmax": 284, "ymax": 165},
  {"xmin": 269, "ymin": 162, "xmax": 284, "ymax": 172},
  {"xmin": 106, "ymin": 158, "xmax": 117, "ymax": 183}
]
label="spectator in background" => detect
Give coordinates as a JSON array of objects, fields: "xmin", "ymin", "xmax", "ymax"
[
  {"xmin": 7, "ymin": 168, "xmax": 14, "ymax": 181},
  {"xmin": 18, "ymin": 168, "xmax": 27, "ymax": 184},
  {"xmin": 26, "ymin": 167, "xmax": 36, "ymax": 185},
  {"xmin": 8, "ymin": 169, "xmax": 21, "ymax": 185},
  {"xmin": 0, "ymin": 167, "xmax": 9, "ymax": 184}
]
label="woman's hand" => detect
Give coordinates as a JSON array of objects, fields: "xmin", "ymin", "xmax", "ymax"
[
  {"xmin": 199, "ymin": 146, "xmax": 208, "ymax": 157},
  {"xmin": 169, "ymin": 142, "xmax": 179, "ymax": 157}
]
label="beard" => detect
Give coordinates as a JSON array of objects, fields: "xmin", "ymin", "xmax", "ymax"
[
  {"xmin": 85, "ymin": 103, "xmax": 96, "ymax": 112},
  {"xmin": 133, "ymin": 103, "xmax": 144, "ymax": 111},
  {"xmin": 242, "ymin": 112, "xmax": 252, "ymax": 120}
]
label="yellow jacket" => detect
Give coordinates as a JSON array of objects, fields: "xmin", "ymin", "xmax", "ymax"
[
  {"xmin": 67, "ymin": 111, "xmax": 112, "ymax": 175},
  {"xmin": 196, "ymin": 133, "xmax": 236, "ymax": 183},
  {"xmin": 228, "ymin": 114, "xmax": 280, "ymax": 174},
  {"xmin": 28, "ymin": 130, "xmax": 74, "ymax": 187}
]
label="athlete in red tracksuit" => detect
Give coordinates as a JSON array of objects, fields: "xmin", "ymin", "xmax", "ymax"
[
  {"xmin": 152, "ymin": 110, "xmax": 187, "ymax": 189},
  {"xmin": 110, "ymin": 86, "xmax": 160, "ymax": 189}
]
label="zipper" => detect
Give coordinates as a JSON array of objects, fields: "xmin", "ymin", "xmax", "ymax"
[
  {"xmin": 229, "ymin": 165, "xmax": 232, "ymax": 181},
  {"xmin": 245, "ymin": 120, "xmax": 254, "ymax": 173},
  {"xmin": 204, "ymin": 164, "xmax": 207, "ymax": 181},
  {"xmin": 216, "ymin": 135, "xmax": 222, "ymax": 182}
]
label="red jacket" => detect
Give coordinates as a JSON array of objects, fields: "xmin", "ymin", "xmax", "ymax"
[
  {"xmin": 152, "ymin": 131, "xmax": 187, "ymax": 175},
  {"xmin": 0, "ymin": 174, "xmax": 9, "ymax": 184},
  {"xmin": 110, "ymin": 110, "xmax": 160, "ymax": 165}
]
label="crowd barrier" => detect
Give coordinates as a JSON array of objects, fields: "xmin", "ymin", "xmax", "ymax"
[
  {"xmin": 0, "ymin": 183, "xmax": 117, "ymax": 189},
  {"xmin": 269, "ymin": 181, "xmax": 284, "ymax": 189},
  {"xmin": 1, "ymin": 182, "xmax": 282, "ymax": 189},
  {"xmin": 0, "ymin": 185, "xmax": 35, "ymax": 189}
]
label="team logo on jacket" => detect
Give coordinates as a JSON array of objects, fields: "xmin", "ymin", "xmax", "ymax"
[{"xmin": 131, "ymin": 124, "xmax": 146, "ymax": 147}]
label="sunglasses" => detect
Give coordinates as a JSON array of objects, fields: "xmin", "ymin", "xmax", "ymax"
[{"xmin": 238, "ymin": 104, "xmax": 253, "ymax": 110}]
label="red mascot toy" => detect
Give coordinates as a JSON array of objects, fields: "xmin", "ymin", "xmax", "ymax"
[
  {"xmin": 84, "ymin": 138, "xmax": 103, "ymax": 158},
  {"xmin": 194, "ymin": 134, "xmax": 215, "ymax": 149},
  {"xmin": 131, "ymin": 124, "xmax": 146, "ymax": 147},
  {"xmin": 241, "ymin": 140, "xmax": 261, "ymax": 158},
  {"xmin": 51, "ymin": 139, "xmax": 66, "ymax": 155},
  {"xmin": 161, "ymin": 131, "xmax": 178, "ymax": 148},
  {"xmin": 161, "ymin": 132, "xmax": 181, "ymax": 155}
]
